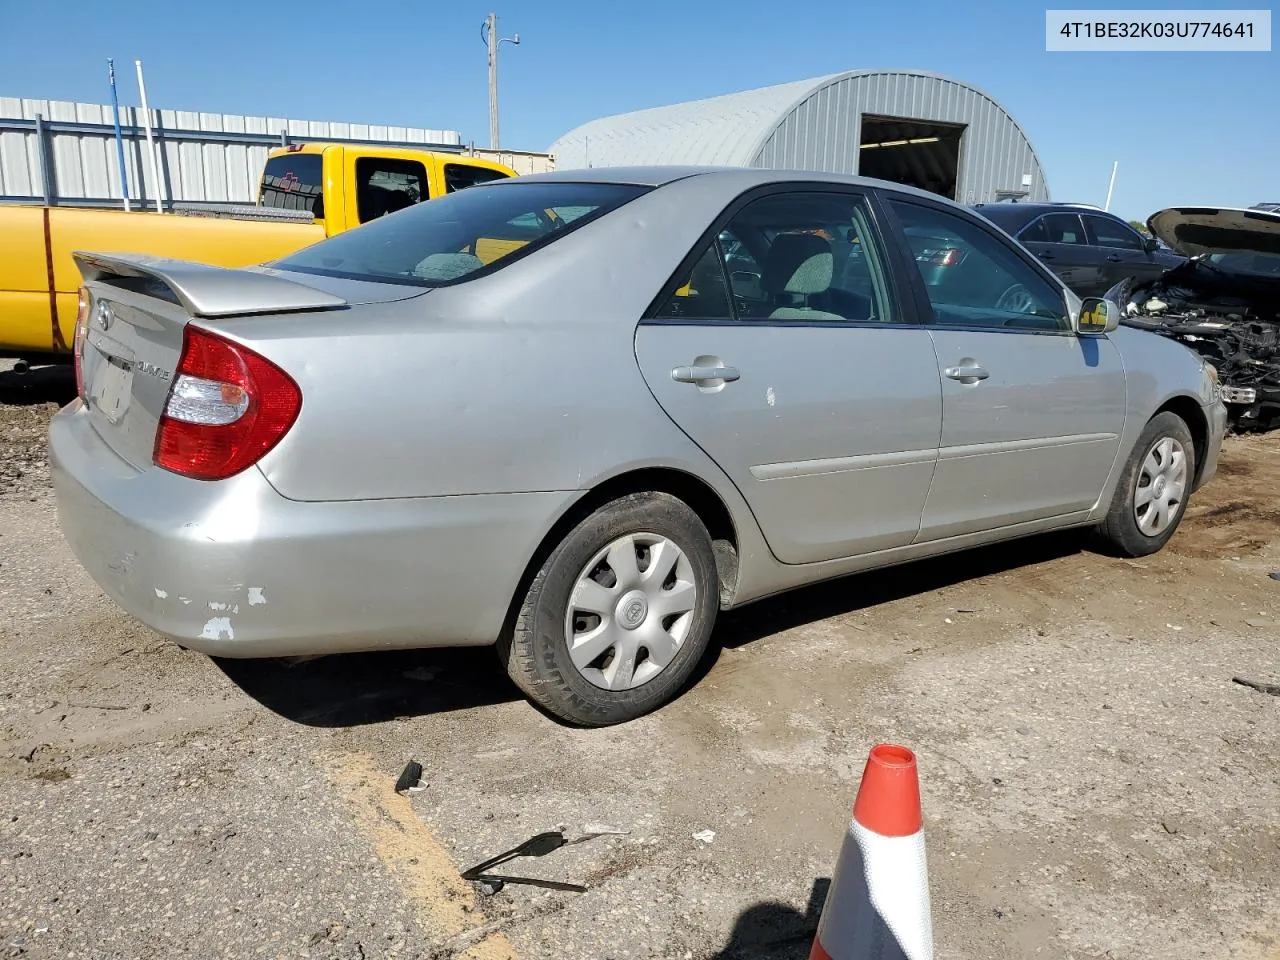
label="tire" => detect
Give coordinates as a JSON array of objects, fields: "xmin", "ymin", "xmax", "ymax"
[
  {"xmin": 1098, "ymin": 411, "xmax": 1196, "ymax": 557},
  {"xmin": 499, "ymin": 491, "xmax": 719, "ymax": 727}
]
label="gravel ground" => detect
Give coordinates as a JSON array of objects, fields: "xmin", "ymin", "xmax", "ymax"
[{"xmin": 1, "ymin": 361, "xmax": 1277, "ymax": 960}]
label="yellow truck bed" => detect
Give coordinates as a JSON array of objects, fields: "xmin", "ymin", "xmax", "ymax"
[
  {"xmin": 0, "ymin": 144, "xmax": 517, "ymax": 358},
  {"xmin": 0, "ymin": 205, "xmax": 323, "ymax": 354}
]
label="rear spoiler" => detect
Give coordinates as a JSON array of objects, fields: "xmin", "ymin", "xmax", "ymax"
[{"xmin": 73, "ymin": 251, "xmax": 348, "ymax": 319}]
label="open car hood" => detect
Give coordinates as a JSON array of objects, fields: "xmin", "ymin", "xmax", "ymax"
[{"xmin": 1147, "ymin": 206, "xmax": 1280, "ymax": 259}]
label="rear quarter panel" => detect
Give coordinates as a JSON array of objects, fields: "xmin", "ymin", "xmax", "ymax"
[{"xmin": 234, "ymin": 173, "xmax": 770, "ymax": 504}]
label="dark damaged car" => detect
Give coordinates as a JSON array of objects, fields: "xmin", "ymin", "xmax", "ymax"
[{"xmin": 1113, "ymin": 205, "xmax": 1280, "ymax": 431}]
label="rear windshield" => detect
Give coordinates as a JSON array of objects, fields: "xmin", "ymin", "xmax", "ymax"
[
  {"xmin": 260, "ymin": 154, "xmax": 325, "ymax": 219},
  {"xmin": 275, "ymin": 181, "xmax": 649, "ymax": 287}
]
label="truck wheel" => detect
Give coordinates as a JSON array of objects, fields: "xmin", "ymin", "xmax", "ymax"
[
  {"xmin": 1098, "ymin": 411, "xmax": 1196, "ymax": 557},
  {"xmin": 500, "ymin": 492, "xmax": 719, "ymax": 727}
]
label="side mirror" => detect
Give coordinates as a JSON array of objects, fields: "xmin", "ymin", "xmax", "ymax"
[
  {"xmin": 1143, "ymin": 236, "xmax": 1159, "ymax": 253},
  {"xmin": 1075, "ymin": 297, "xmax": 1119, "ymax": 335}
]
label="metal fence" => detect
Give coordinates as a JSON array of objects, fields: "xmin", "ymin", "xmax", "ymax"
[{"xmin": 0, "ymin": 96, "xmax": 473, "ymax": 209}]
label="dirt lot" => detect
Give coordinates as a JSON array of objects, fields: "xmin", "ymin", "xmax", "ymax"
[{"xmin": 2, "ymin": 362, "xmax": 1277, "ymax": 960}]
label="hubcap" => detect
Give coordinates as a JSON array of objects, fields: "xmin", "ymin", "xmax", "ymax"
[
  {"xmin": 564, "ymin": 532, "xmax": 698, "ymax": 691},
  {"xmin": 1134, "ymin": 436, "xmax": 1188, "ymax": 537}
]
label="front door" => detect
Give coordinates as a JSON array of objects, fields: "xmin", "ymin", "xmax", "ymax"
[
  {"xmin": 1017, "ymin": 211, "xmax": 1109, "ymax": 296},
  {"xmin": 1080, "ymin": 213, "xmax": 1168, "ymax": 290},
  {"xmin": 634, "ymin": 188, "xmax": 943, "ymax": 565},
  {"xmin": 885, "ymin": 197, "xmax": 1128, "ymax": 541}
]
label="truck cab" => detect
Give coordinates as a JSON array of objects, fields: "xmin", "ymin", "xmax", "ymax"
[{"xmin": 258, "ymin": 143, "xmax": 514, "ymax": 232}]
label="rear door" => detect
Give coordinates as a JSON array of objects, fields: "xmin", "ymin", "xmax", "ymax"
[
  {"xmin": 1016, "ymin": 212, "xmax": 1107, "ymax": 296},
  {"xmin": 634, "ymin": 186, "xmax": 943, "ymax": 565},
  {"xmin": 1081, "ymin": 213, "xmax": 1166, "ymax": 289},
  {"xmin": 884, "ymin": 196, "xmax": 1127, "ymax": 541}
]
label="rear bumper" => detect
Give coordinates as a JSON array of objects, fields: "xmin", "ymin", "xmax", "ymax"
[{"xmin": 49, "ymin": 400, "xmax": 576, "ymax": 658}]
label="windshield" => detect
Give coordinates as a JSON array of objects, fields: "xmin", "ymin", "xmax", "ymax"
[{"xmin": 275, "ymin": 181, "xmax": 650, "ymax": 287}]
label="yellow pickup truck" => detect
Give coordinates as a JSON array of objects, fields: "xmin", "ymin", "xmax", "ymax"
[{"xmin": 0, "ymin": 143, "xmax": 516, "ymax": 360}]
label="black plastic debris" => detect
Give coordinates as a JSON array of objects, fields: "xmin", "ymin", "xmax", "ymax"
[
  {"xmin": 1232, "ymin": 676, "xmax": 1280, "ymax": 697},
  {"xmin": 1269, "ymin": 572, "xmax": 1280, "ymax": 582},
  {"xmin": 461, "ymin": 828, "xmax": 624, "ymax": 895},
  {"xmin": 394, "ymin": 761, "xmax": 424, "ymax": 794}
]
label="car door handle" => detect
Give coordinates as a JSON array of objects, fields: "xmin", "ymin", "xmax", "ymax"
[
  {"xmin": 944, "ymin": 363, "xmax": 990, "ymax": 383},
  {"xmin": 1105, "ymin": 254, "xmax": 1122, "ymax": 262},
  {"xmin": 1038, "ymin": 251, "xmax": 1055, "ymax": 261},
  {"xmin": 672, "ymin": 363, "xmax": 740, "ymax": 385}
]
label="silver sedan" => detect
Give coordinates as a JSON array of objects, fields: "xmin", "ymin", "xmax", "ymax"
[{"xmin": 50, "ymin": 167, "xmax": 1228, "ymax": 726}]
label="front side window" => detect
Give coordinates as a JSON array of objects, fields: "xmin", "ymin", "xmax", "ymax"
[
  {"xmin": 356, "ymin": 157, "xmax": 427, "ymax": 223},
  {"xmin": 276, "ymin": 181, "xmax": 648, "ymax": 287},
  {"xmin": 890, "ymin": 200, "xmax": 1069, "ymax": 332},
  {"xmin": 1083, "ymin": 214, "xmax": 1144, "ymax": 250},
  {"xmin": 656, "ymin": 190, "xmax": 895, "ymax": 323},
  {"xmin": 260, "ymin": 154, "xmax": 324, "ymax": 218}
]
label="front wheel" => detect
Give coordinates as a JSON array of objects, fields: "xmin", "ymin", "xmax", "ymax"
[
  {"xmin": 1098, "ymin": 411, "xmax": 1196, "ymax": 557},
  {"xmin": 500, "ymin": 492, "xmax": 720, "ymax": 726}
]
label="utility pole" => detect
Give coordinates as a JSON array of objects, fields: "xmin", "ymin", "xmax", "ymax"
[{"xmin": 482, "ymin": 12, "xmax": 519, "ymax": 149}]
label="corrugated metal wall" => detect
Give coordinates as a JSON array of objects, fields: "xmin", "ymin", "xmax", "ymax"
[
  {"xmin": 0, "ymin": 97, "xmax": 466, "ymax": 206},
  {"xmin": 756, "ymin": 72, "xmax": 1049, "ymax": 203}
]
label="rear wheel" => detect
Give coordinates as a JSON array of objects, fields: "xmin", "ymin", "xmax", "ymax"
[
  {"xmin": 1098, "ymin": 411, "xmax": 1195, "ymax": 557},
  {"xmin": 500, "ymin": 492, "xmax": 719, "ymax": 726}
]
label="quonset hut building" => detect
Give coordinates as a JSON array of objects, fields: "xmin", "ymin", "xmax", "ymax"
[{"xmin": 548, "ymin": 69, "xmax": 1049, "ymax": 204}]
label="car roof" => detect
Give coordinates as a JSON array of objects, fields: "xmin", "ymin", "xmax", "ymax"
[
  {"xmin": 492, "ymin": 164, "xmax": 962, "ymax": 206},
  {"xmin": 974, "ymin": 201, "xmax": 1113, "ymax": 218}
]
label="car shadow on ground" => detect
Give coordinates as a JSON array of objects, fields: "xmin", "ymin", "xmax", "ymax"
[
  {"xmin": 213, "ymin": 646, "xmax": 520, "ymax": 727},
  {"xmin": 216, "ymin": 529, "xmax": 1089, "ymax": 729},
  {"xmin": 0, "ymin": 363, "xmax": 76, "ymax": 406},
  {"xmin": 712, "ymin": 527, "xmax": 1089, "ymax": 652}
]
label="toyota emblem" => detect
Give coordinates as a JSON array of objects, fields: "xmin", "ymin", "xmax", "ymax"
[{"xmin": 95, "ymin": 300, "xmax": 113, "ymax": 331}]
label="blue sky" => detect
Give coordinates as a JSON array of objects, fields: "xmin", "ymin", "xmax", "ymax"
[{"xmin": 1, "ymin": 0, "xmax": 1274, "ymax": 221}]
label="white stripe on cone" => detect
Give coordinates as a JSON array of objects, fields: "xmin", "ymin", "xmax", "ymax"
[{"xmin": 811, "ymin": 821, "xmax": 933, "ymax": 960}]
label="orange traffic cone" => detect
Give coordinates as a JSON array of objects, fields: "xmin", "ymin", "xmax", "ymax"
[{"xmin": 809, "ymin": 744, "xmax": 933, "ymax": 960}]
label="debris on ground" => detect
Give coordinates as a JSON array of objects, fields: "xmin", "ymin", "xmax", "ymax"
[
  {"xmin": 692, "ymin": 829, "xmax": 716, "ymax": 844},
  {"xmin": 394, "ymin": 761, "xmax": 425, "ymax": 793},
  {"xmin": 1231, "ymin": 676, "xmax": 1280, "ymax": 697},
  {"xmin": 461, "ymin": 827, "xmax": 629, "ymax": 895}
]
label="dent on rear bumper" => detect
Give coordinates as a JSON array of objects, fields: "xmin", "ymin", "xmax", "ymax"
[{"xmin": 49, "ymin": 403, "xmax": 577, "ymax": 658}]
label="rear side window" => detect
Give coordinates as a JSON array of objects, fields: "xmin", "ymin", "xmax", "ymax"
[
  {"xmin": 260, "ymin": 154, "xmax": 324, "ymax": 219},
  {"xmin": 276, "ymin": 181, "xmax": 649, "ymax": 287},
  {"xmin": 1020, "ymin": 213, "xmax": 1086, "ymax": 245},
  {"xmin": 655, "ymin": 190, "xmax": 895, "ymax": 324},
  {"xmin": 356, "ymin": 157, "xmax": 428, "ymax": 223},
  {"xmin": 444, "ymin": 163, "xmax": 511, "ymax": 193}
]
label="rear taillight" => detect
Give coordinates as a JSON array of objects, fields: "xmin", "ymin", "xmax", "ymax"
[
  {"xmin": 73, "ymin": 286, "xmax": 90, "ymax": 401},
  {"xmin": 153, "ymin": 326, "xmax": 301, "ymax": 481}
]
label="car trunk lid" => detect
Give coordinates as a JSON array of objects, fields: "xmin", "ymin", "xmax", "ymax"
[{"xmin": 71, "ymin": 252, "xmax": 377, "ymax": 471}]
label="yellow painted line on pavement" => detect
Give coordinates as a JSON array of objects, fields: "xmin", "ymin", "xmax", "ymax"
[{"xmin": 323, "ymin": 749, "xmax": 518, "ymax": 960}]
